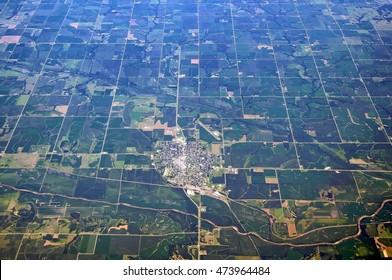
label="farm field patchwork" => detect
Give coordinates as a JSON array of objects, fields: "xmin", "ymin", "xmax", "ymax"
[{"xmin": 0, "ymin": 0, "xmax": 391, "ymax": 260}]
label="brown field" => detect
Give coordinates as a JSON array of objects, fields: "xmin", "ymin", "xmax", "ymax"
[
  {"xmin": 0, "ymin": 35, "xmax": 21, "ymax": 43},
  {"xmin": 265, "ymin": 177, "xmax": 278, "ymax": 184},
  {"xmin": 287, "ymin": 221, "xmax": 297, "ymax": 237},
  {"xmin": 211, "ymin": 143, "xmax": 221, "ymax": 155}
]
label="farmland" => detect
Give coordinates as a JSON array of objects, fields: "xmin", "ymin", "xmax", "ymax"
[{"xmin": 0, "ymin": 0, "xmax": 391, "ymax": 260}]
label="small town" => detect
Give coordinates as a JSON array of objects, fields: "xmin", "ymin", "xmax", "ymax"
[{"xmin": 154, "ymin": 139, "xmax": 216, "ymax": 188}]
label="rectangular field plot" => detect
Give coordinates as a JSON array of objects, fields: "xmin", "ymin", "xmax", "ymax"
[{"xmin": 278, "ymin": 170, "xmax": 359, "ymax": 202}]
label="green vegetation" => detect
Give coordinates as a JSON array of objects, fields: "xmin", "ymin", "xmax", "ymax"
[{"xmin": 0, "ymin": 0, "xmax": 391, "ymax": 260}]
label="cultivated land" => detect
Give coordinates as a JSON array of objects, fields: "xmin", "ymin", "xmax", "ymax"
[{"xmin": 0, "ymin": 0, "xmax": 391, "ymax": 260}]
